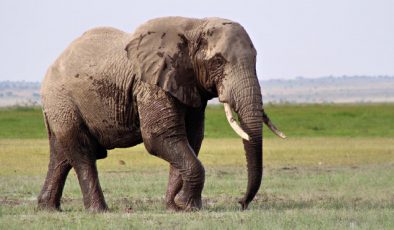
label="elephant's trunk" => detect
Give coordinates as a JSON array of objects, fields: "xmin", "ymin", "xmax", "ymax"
[
  {"xmin": 237, "ymin": 89, "xmax": 263, "ymax": 210},
  {"xmin": 225, "ymin": 61, "xmax": 263, "ymax": 210}
]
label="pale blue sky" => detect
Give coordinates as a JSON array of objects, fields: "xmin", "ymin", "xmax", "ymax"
[{"xmin": 0, "ymin": 0, "xmax": 393, "ymax": 81}]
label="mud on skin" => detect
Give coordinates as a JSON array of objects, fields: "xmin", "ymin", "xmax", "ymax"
[{"xmin": 39, "ymin": 16, "xmax": 284, "ymax": 212}]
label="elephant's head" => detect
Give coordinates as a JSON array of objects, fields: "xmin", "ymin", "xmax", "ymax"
[
  {"xmin": 126, "ymin": 17, "xmax": 285, "ymax": 209},
  {"xmin": 193, "ymin": 19, "xmax": 265, "ymax": 209}
]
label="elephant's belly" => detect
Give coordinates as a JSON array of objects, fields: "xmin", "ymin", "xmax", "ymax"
[
  {"xmin": 78, "ymin": 100, "xmax": 142, "ymax": 149},
  {"xmin": 72, "ymin": 80, "xmax": 142, "ymax": 149},
  {"xmin": 94, "ymin": 125, "xmax": 143, "ymax": 149}
]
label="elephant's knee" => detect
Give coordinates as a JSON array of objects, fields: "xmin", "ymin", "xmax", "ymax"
[
  {"xmin": 184, "ymin": 159, "xmax": 205, "ymax": 185},
  {"xmin": 142, "ymin": 135, "xmax": 159, "ymax": 156}
]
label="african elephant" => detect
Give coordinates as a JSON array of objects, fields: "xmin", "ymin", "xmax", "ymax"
[{"xmin": 38, "ymin": 16, "xmax": 285, "ymax": 212}]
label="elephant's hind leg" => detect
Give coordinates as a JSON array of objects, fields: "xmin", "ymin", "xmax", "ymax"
[
  {"xmin": 72, "ymin": 160, "xmax": 108, "ymax": 212},
  {"xmin": 67, "ymin": 126, "xmax": 108, "ymax": 212},
  {"xmin": 38, "ymin": 133, "xmax": 72, "ymax": 211},
  {"xmin": 40, "ymin": 95, "xmax": 107, "ymax": 212}
]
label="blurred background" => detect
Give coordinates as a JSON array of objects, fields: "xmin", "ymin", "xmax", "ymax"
[{"xmin": 0, "ymin": 0, "xmax": 394, "ymax": 106}]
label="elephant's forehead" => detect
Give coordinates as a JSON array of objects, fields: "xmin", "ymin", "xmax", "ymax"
[{"xmin": 204, "ymin": 22, "xmax": 256, "ymax": 62}]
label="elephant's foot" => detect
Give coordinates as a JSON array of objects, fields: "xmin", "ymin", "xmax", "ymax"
[
  {"xmin": 86, "ymin": 200, "xmax": 109, "ymax": 213},
  {"xmin": 165, "ymin": 166, "xmax": 183, "ymax": 212},
  {"xmin": 165, "ymin": 201, "xmax": 182, "ymax": 212},
  {"xmin": 37, "ymin": 200, "xmax": 62, "ymax": 212},
  {"xmin": 82, "ymin": 191, "xmax": 109, "ymax": 213},
  {"xmin": 37, "ymin": 190, "xmax": 62, "ymax": 212},
  {"xmin": 174, "ymin": 189, "xmax": 202, "ymax": 211}
]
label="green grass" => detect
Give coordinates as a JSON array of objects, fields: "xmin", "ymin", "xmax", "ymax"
[
  {"xmin": 1, "ymin": 104, "xmax": 394, "ymax": 139},
  {"xmin": 0, "ymin": 107, "xmax": 46, "ymax": 139},
  {"xmin": 265, "ymin": 103, "xmax": 394, "ymax": 137},
  {"xmin": 0, "ymin": 138, "xmax": 393, "ymax": 229},
  {"xmin": 1, "ymin": 104, "xmax": 394, "ymax": 229},
  {"xmin": 205, "ymin": 103, "xmax": 394, "ymax": 138}
]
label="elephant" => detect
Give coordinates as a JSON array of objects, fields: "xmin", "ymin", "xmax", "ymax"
[{"xmin": 38, "ymin": 16, "xmax": 285, "ymax": 212}]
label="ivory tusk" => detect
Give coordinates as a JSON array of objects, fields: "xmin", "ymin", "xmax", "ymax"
[
  {"xmin": 262, "ymin": 110, "xmax": 287, "ymax": 139},
  {"xmin": 223, "ymin": 103, "xmax": 250, "ymax": 141}
]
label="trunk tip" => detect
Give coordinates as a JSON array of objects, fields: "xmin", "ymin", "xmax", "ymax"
[{"xmin": 238, "ymin": 199, "xmax": 249, "ymax": 210}]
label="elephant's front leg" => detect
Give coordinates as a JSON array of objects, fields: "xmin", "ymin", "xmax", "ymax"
[
  {"xmin": 137, "ymin": 86, "xmax": 205, "ymax": 211},
  {"xmin": 165, "ymin": 166, "xmax": 183, "ymax": 211},
  {"xmin": 165, "ymin": 103, "xmax": 206, "ymax": 211}
]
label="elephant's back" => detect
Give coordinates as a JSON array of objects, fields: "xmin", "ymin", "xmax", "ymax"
[
  {"xmin": 82, "ymin": 27, "xmax": 127, "ymax": 37},
  {"xmin": 41, "ymin": 27, "xmax": 140, "ymax": 149},
  {"xmin": 49, "ymin": 27, "xmax": 130, "ymax": 78},
  {"xmin": 41, "ymin": 26, "xmax": 132, "ymax": 106},
  {"xmin": 41, "ymin": 26, "xmax": 133, "ymax": 101}
]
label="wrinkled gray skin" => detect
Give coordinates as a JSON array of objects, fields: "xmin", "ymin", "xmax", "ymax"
[{"xmin": 38, "ymin": 17, "xmax": 264, "ymax": 212}]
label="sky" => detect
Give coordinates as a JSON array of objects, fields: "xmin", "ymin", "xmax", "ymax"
[{"xmin": 0, "ymin": 0, "xmax": 393, "ymax": 82}]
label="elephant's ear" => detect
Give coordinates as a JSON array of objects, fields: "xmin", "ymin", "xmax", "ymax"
[{"xmin": 125, "ymin": 31, "xmax": 201, "ymax": 108}]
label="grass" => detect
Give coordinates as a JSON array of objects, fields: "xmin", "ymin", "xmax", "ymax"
[
  {"xmin": 1, "ymin": 138, "xmax": 393, "ymax": 229},
  {"xmin": 1, "ymin": 104, "xmax": 394, "ymax": 229},
  {"xmin": 1, "ymin": 104, "xmax": 394, "ymax": 139},
  {"xmin": 0, "ymin": 107, "xmax": 46, "ymax": 139}
]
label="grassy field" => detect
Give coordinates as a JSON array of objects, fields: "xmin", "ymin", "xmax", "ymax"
[
  {"xmin": 1, "ymin": 103, "xmax": 394, "ymax": 139},
  {"xmin": 0, "ymin": 104, "xmax": 394, "ymax": 229}
]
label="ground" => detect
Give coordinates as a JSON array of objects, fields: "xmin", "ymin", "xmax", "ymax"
[{"xmin": 0, "ymin": 104, "xmax": 393, "ymax": 229}]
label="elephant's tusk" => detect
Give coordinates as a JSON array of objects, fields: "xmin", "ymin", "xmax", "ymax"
[
  {"xmin": 223, "ymin": 103, "xmax": 250, "ymax": 141},
  {"xmin": 262, "ymin": 110, "xmax": 287, "ymax": 139}
]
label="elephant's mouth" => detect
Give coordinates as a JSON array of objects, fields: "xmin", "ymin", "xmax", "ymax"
[{"xmin": 223, "ymin": 103, "xmax": 286, "ymax": 140}]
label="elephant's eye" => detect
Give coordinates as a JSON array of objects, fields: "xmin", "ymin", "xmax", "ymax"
[
  {"xmin": 212, "ymin": 58, "xmax": 223, "ymax": 66},
  {"xmin": 209, "ymin": 54, "xmax": 226, "ymax": 68}
]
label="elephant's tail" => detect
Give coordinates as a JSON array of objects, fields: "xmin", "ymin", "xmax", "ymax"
[
  {"xmin": 262, "ymin": 110, "xmax": 287, "ymax": 139},
  {"xmin": 43, "ymin": 111, "xmax": 52, "ymax": 139}
]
